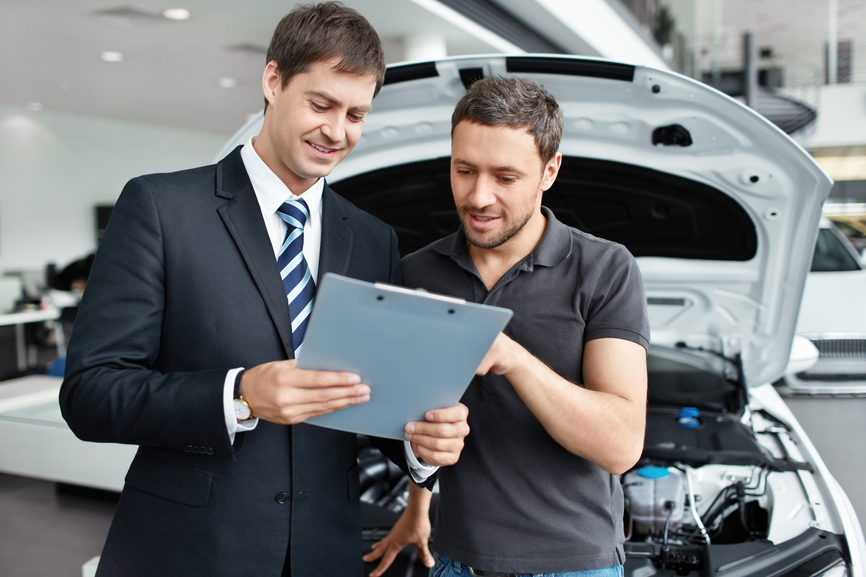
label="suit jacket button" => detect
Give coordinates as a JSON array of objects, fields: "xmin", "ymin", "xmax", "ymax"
[
  {"xmin": 205, "ymin": 447, "xmax": 214, "ymax": 455},
  {"xmin": 275, "ymin": 492, "xmax": 290, "ymax": 504},
  {"xmin": 183, "ymin": 445, "xmax": 192, "ymax": 453}
]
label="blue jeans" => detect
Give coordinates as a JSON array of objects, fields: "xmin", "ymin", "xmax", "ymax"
[{"xmin": 433, "ymin": 554, "xmax": 624, "ymax": 577}]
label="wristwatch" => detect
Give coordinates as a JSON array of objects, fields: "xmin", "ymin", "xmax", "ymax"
[{"xmin": 233, "ymin": 369, "xmax": 253, "ymax": 421}]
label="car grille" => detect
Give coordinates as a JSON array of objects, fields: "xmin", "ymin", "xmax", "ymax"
[
  {"xmin": 790, "ymin": 337, "xmax": 866, "ymax": 387},
  {"xmin": 794, "ymin": 372, "xmax": 866, "ymax": 382},
  {"xmin": 809, "ymin": 338, "xmax": 866, "ymax": 358}
]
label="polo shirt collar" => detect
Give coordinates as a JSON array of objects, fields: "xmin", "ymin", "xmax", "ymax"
[{"xmin": 433, "ymin": 206, "xmax": 573, "ymax": 270}]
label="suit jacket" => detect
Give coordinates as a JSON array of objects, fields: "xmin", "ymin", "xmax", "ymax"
[{"xmin": 60, "ymin": 146, "xmax": 410, "ymax": 576}]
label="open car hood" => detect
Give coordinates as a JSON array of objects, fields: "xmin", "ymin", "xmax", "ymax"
[{"xmin": 218, "ymin": 55, "xmax": 833, "ymax": 387}]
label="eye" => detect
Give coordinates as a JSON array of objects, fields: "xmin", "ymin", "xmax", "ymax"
[
  {"xmin": 455, "ymin": 168, "xmax": 473, "ymax": 176},
  {"xmin": 310, "ymin": 101, "xmax": 328, "ymax": 112},
  {"xmin": 347, "ymin": 112, "xmax": 365, "ymax": 123},
  {"xmin": 498, "ymin": 176, "xmax": 516, "ymax": 183}
]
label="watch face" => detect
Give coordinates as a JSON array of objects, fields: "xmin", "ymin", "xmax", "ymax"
[{"xmin": 233, "ymin": 399, "xmax": 251, "ymax": 420}]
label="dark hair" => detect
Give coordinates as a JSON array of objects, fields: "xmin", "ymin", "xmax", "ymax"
[
  {"xmin": 264, "ymin": 2, "xmax": 386, "ymax": 110},
  {"xmin": 451, "ymin": 76, "xmax": 563, "ymax": 164}
]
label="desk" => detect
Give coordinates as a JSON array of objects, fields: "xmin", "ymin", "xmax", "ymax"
[
  {"xmin": 0, "ymin": 375, "xmax": 135, "ymax": 491},
  {"xmin": 0, "ymin": 308, "xmax": 64, "ymax": 372}
]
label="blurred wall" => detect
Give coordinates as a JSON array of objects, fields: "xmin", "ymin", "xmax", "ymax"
[
  {"xmin": 794, "ymin": 83, "xmax": 866, "ymax": 148},
  {"xmin": 0, "ymin": 105, "xmax": 226, "ymax": 274}
]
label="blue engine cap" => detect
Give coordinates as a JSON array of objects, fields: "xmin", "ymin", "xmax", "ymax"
[
  {"xmin": 637, "ymin": 467, "xmax": 671, "ymax": 479},
  {"xmin": 677, "ymin": 406, "xmax": 701, "ymax": 428}
]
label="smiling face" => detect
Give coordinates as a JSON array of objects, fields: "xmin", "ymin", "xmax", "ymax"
[
  {"xmin": 451, "ymin": 121, "xmax": 561, "ymax": 253},
  {"xmin": 254, "ymin": 57, "xmax": 377, "ymax": 193}
]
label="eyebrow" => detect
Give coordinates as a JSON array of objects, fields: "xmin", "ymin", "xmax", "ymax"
[
  {"xmin": 453, "ymin": 158, "xmax": 526, "ymax": 174},
  {"xmin": 308, "ymin": 90, "xmax": 372, "ymax": 113}
]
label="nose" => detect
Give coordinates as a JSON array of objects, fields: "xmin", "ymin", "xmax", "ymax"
[
  {"xmin": 320, "ymin": 112, "xmax": 346, "ymax": 144},
  {"xmin": 467, "ymin": 175, "xmax": 496, "ymax": 209}
]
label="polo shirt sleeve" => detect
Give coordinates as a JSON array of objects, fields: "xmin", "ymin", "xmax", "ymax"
[{"xmin": 583, "ymin": 244, "xmax": 650, "ymax": 350}]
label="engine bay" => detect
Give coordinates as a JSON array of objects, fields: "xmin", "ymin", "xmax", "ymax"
[{"xmin": 619, "ymin": 347, "xmax": 847, "ymax": 576}]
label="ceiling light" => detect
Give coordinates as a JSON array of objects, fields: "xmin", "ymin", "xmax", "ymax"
[
  {"xmin": 409, "ymin": 0, "xmax": 524, "ymax": 54},
  {"xmin": 163, "ymin": 8, "xmax": 191, "ymax": 21},
  {"xmin": 814, "ymin": 156, "xmax": 866, "ymax": 181},
  {"xmin": 101, "ymin": 51, "xmax": 124, "ymax": 62},
  {"xmin": 218, "ymin": 77, "xmax": 238, "ymax": 88},
  {"xmin": 25, "ymin": 103, "xmax": 44, "ymax": 111},
  {"xmin": 824, "ymin": 202, "xmax": 866, "ymax": 217},
  {"xmin": 93, "ymin": 6, "xmax": 163, "ymax": 27},
  {"xmin": 531, "ymin": 0, "xmax": 670, "ymax": 69}
]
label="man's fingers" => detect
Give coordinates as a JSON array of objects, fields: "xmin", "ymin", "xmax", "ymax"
[
  {"xmin": 408, "ymin": 432, "xmax": 466, "ymax": 466},
  {"xmin": 404, "ymin": 402, "xmax": 469, "ymax": 436},
  {"xmin": 419, "ymin": 540, "xmax": 435, "ymax": 567},
  {"xmin": 405, "ymin": 403, "xmax": 470, "ymax": 439},
  {"xmin": 275, "ymin": 365, "xmax": 361, "ymax": 388},
  {"xmin": 288, "ymin": 389, "xmax": 370, "ymax": 422},
  {"xmin": 362, "ymin": 541, "xmax": 384, "ymax": 561},
  {"xmin": 405, "ymin": 404, "xmax": 469, "ymax": 467},
  {"xmin": 279, "ymin": 382, "xmax": 370, "ymax": 406},
  {"xmin": 422, "ymin": 402, "xmax": 469, "ymax": 423},
  {"xmin": 365, "ymin": 543, "xmax": 400, "ymax": 577},
  {"xmin": 406, "ymin": 423, "xmax": 467, "ymax": 446},
  {"xmin": 241, "ymin": 360, "xmax": 370, "ymax": 424},
  {"xmin": 404, "ymin": 402, "xmax": 470, "ymax": 465}
]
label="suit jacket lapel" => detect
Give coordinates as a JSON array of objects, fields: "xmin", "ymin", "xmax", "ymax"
[
  {"xmin": 317, "ymin": 184, "xmax": 353, "ymax": 281},
  {"xmin": 216, "ymin": 147, "xmax": 295, "ymax": 358}
]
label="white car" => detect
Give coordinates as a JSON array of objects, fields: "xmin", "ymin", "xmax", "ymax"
[
  {"xmin": 782, "ymin": 219, "xmax": 866, "ymax": 395},
  {"xmin": 220, "ymin": 55, "xmax": 865, "ymax": 577}
]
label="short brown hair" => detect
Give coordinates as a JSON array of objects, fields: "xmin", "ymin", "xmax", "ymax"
[
  {"xmin": 451, "ymin": 76, "xmax": 563, "ymax": 165},
  {"xmin": 264, "ymin": 2, "xmax": 386, "ymax": 109}
]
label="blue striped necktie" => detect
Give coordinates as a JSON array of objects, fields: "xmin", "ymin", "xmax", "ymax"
[{"xmin": 277, "ymin": 198, "xmax": 316, "ymax": 358}]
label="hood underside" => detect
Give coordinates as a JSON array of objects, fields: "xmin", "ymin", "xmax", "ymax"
[{"xmin": 218, "ymin": 55, "xmax": 833, "ymax": 386}]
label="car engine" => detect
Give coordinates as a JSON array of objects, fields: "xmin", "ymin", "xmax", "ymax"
[{"xmin": 619, "ymin": 345, "xmax": 849, "ymax": 577}]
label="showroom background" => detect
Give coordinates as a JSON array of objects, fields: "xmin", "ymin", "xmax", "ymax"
[{"xmin": 1, "ymin": 0, "xmax": 865, "ymax": 575}]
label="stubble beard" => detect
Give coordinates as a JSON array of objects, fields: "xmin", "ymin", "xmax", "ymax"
[{"xmin": 459, "ymin": 208, "xmax": 534, "ymax": 249}]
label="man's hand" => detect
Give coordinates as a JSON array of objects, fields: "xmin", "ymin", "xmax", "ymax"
[
  {"xmin": 363, "ymin": 484, "xmax": 434, "ymax": 577},
  {"xmin": 475, "ymin": 332, "xmax": 525, "ymax": 377},
  {"xmin": 405, "ymin": 403, "xmax": 469, "ymax": 467},
  {"xmin": 240, "ymin": 360, "xmax": 370, "ymax": 425}
]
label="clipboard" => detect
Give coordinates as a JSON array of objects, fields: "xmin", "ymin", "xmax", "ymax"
[{"xmin": 297, "ymin": 273, "xmax": 512, "ymax": 439}]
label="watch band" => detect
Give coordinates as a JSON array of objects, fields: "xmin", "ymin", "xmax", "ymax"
[
  {"xmin": 234, "ymin": 369, "xmax": 246, "ymax": 400},
  {"xmin": 233, "ymin": 370, "xmax": 253, "ymax": 421}
]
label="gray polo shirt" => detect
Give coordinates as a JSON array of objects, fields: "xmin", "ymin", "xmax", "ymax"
[{"xmin": 402, "ymin": 207, "xmax": 650, "ymax": 573}]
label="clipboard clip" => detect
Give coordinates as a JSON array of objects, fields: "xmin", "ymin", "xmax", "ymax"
[{"xmin": 373, "ymin": 282, "xmax": 467, "ymax": 305}]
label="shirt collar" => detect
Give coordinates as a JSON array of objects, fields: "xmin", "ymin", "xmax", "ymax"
[
  {"xmin": 240, "ymin": 136, "xmax": 324, "ymax": 223},
  {"xmin": 433, "ymin": 206, "xmax": 572, "ymax": 269}
]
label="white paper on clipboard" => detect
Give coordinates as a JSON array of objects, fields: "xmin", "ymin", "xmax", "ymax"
[{"xmin": 297, "ymin": 273, "xmax": 512, "ymax": 440}]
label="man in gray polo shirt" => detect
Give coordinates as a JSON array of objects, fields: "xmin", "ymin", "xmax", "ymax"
[{"xmin": 364, "ymin": 77, "xmax": 650, "ymax": 577}]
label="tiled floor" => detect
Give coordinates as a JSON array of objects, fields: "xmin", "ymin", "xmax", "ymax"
[
  {"xmin": 0, "ymin": 473, "xmax": 116, "ymax": 577},
  {"xmin": 0, "ymin": 472, "xmax": 428, "ymax": 577}
]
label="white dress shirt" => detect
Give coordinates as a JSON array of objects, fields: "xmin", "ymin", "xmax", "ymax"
[{"xmin": 221, "ymin": 137, "xmax": 436, "ymax": 482}]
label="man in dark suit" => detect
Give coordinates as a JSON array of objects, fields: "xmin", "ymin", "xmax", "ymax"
[{"xmin": 59, "ymin": 4, "xmax": 469, "ymax": 576}]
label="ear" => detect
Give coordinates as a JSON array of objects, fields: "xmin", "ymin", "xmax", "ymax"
[
  {"xmin": 541, "ymin": 152, "xmax": 562, "ymax": 192},
  {"xmin": 262, "ymin": 60, "xmax": 282, "ymax": 107}
]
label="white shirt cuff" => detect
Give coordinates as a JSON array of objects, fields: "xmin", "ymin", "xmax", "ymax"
[
  {"xmin": 404, "ymin": 440, "xmax": 438, "ymax": 483},
  {"xmin": 224, "ymin": 368, "xmax": 258, "ymax": 444}
]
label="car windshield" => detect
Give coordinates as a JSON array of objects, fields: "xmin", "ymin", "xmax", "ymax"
[{"xmin": 810, "ymin": 228, "xmax": 863, "ymax": 272}]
